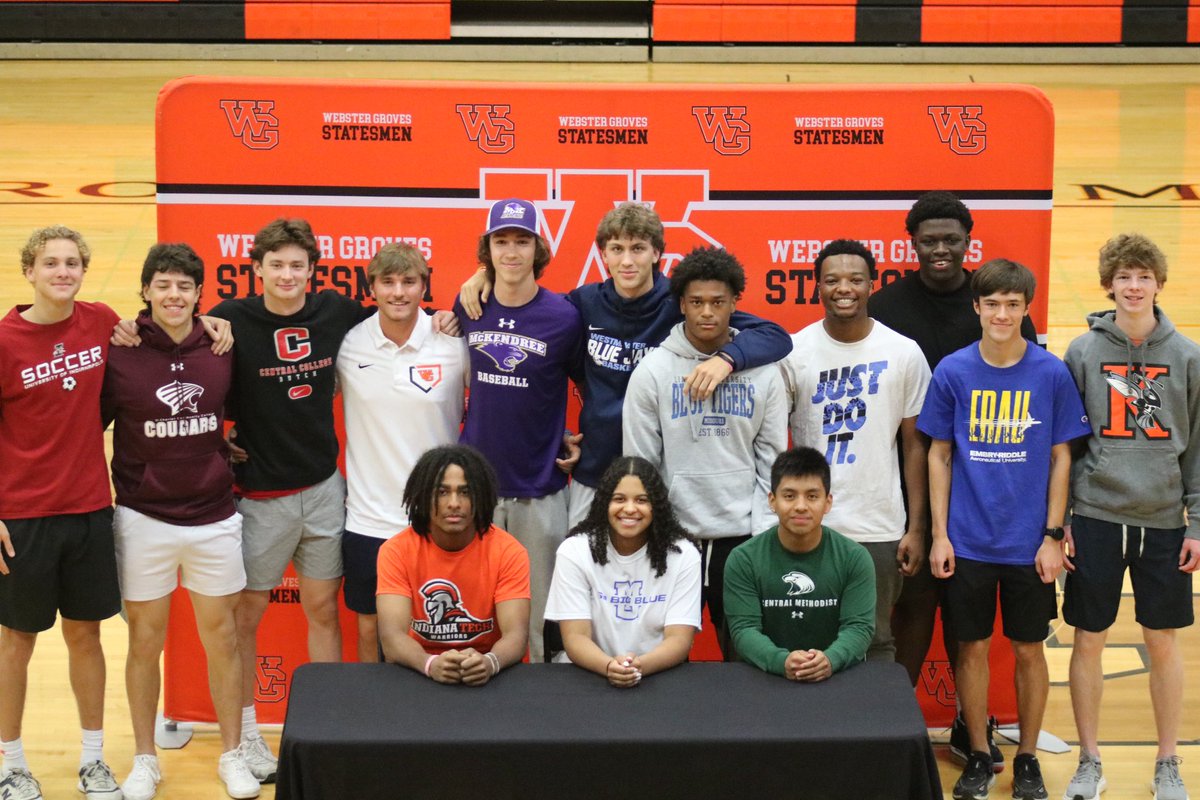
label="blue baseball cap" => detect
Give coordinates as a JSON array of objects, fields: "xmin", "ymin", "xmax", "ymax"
[{"xmin": 485, "ymin": 198, "xmax": 539, "ymax": 237}]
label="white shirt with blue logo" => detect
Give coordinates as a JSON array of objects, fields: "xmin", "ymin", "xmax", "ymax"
[{"xmin": 545, "ymin": 533, "xmax": 701, "ymax": 660}]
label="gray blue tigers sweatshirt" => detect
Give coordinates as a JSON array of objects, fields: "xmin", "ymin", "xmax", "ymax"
[
  {"xmin": 622, "ymin": 322, "xmax": 788, "ymax": 540},
  {"xmin": 1064, "ymin": 307, "xmax": 1200, "ymax": 539}
]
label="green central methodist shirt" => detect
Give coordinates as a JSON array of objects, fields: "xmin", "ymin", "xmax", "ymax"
[{"xmin": 724, "ymin": 525, "xmax": 875, "ymax": 676}]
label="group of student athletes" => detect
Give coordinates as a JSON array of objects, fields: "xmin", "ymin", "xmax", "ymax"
[{"xmin": 0, "ymin": 190, "xmax": 1195, "ymax": 800}]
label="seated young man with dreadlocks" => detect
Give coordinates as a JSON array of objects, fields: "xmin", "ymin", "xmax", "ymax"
[
  {"xmin": 376, "ymin": 445, "xmax": 531, "ymax": 685},
  {"xmin": 545, "ymin": 456, "xmax": 700, "ymax": 687}
]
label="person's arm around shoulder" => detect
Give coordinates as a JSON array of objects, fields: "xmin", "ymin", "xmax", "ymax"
[
  {"xmin": 723, "ymin": 310, "xmax": 793, "ymax": 372},
  {"xmin": 927, "ymin": 438, "xmax": 955, "ymax": 579},
  {"xmin": 457, "ymin": 268, "xmax": 492, "ymax": 320},
  {"xmin": 723, "ymin": 543, "xmax": 789, "ymax": 676},
  {"xmin": 683, "ymin": 311, "xmax": 792, "ymax": 402}
]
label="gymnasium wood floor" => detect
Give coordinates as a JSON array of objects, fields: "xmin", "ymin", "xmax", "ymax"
[{"xmin": 0, "ymin": 57, "xmax": 1197, "ymax": 799}]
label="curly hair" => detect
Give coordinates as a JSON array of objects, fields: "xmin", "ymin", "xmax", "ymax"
[
  {"xmin": 20, "ymin": 225, "xmax": 91, "ymax": 275},
  {"xmin": 905, "ymin": 191, "xmax": 974, "ymax": 236},
  {"xmin": 569, "ymin": 456, "xmax": 696, "ymax": 578},
  {"xmin": 1098, "ymin": 232, "xmax": 1167, "ymax": 299},
  {"xmin": 403, "ymin": 445, "xmax": 498, "ymax": 538},
  {"xmin": 139, "ymin": 242, "xmax": 205, "ymax": 310},
  {"xmin": 813, "ymin": 238, "xmax": 877, "ymax": 282},
  {"xmin": 668, "ymin": 246, "xmax": 746, "ymax": 301}
]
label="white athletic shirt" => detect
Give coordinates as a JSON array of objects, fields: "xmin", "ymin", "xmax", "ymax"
[
  {"xmin": 781, "ymin": 320, "xmax": 930, "ymax": 543},
  {"xmin": 545, "ymin": 533, "xmax": 702, "ymax": 660},
  {"xmin": 337, "ymin": 312, "xmax": 469, "ymax": 538}
]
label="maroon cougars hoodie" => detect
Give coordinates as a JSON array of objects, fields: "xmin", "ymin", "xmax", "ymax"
[{"xmin": 101, "ymin": 312, "xmax": 235, "ymax": 525}]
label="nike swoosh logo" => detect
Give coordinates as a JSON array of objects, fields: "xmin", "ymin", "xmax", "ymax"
[
  {"xmin": 357, "ymin": 363, "xmax": 373, "ymax": 369},
  {"xmin": 588, "ymin": 325, "xmax": 604, "ymax": 331}
]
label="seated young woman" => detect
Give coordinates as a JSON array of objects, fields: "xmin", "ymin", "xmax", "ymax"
[{"xmin": 545, "ymin": 456, "xmax": 701, "ymax": 687}]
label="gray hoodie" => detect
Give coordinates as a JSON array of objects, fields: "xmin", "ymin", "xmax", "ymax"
[
  {"xmin": 1064, "ymin": 308, "xmax": 1200, "ymax": 539},
  {"xmin": 622, "ymin": 323, "xmax": 787, "ymax": 539}
]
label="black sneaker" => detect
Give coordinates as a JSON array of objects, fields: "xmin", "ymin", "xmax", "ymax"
[
  {"xmin": 1011, "ymin": 753, "xmax": 1048, "ymax": 800},
  {"xmin": 987, "ymin": 716, "xmax": 1006, "ymax": 773},
  {"xmin": 950, "ymin": 714, "xmax": 1006, "ymax": 774},
  {"xmin": 954, "ymin": 750, "xmax": 996, "ymax": 800}
]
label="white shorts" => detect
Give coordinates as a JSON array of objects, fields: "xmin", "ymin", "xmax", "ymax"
[{"xmin": 114, "ymin": 506, "xmax": 247, "ymax": 602}]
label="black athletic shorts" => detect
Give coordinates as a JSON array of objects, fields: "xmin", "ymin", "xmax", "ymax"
[
  {"xmin": 341, "ymin": 529, "xmax": 386, "ymax": 615},
  {"xmin": 1063, "ymin": 514, "xmax": 1193, "ymax": 632},
  {"xmin": 943, "ymin": 557, "xmax": 1056, "ymax": 643},
  {"xmin": 0, "ymin": 507, "xmax": 120, "ymax": 633}
]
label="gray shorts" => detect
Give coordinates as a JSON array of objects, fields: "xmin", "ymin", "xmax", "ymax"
[
  {"xmin": 238, "ymin": 471, "xmax": 346, "ymax": 591},
  {"xmin": 495, "ymin": 486, "xmax": 569, "ymax": 663},
  {"xmin": 860, "ymin": 538, "xmax": 905, "ymax": 662},
  {"xmin": 566, "ymin": 481, "xmax": 595, "ymax": 530}
]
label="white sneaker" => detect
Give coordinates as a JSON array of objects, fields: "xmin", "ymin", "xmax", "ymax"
[
  {"xmin": 238, "ymin": 734, "xmax": 277, "ymax": 783},
  {"xmin": 218, "ymin": 749, "xmax": 260, "ymax": 800},
  {"xmin": 0, "ymin": 768, "xmax": 43, "ymax": 800},
  {"xmin": 76, "ymin": 760, "xmax": 122, "ymax": 800},
  {"xmin": 120, "ymin": 754, "xmax": 161, "ymax": 800}
]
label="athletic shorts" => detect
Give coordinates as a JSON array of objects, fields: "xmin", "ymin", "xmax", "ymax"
[
  {"xmin": 114, "ymin": 506, "xmax": 246, "ymax": 602},
  {"xmin": 943, "ymin": 557, "xmax": 1056, "ymax": 643},
  {"xmin": 238, "ymin": 470, "xmax": 345, "ymax": 591},
  {"xmin": 342, "ymin": 530, "xmax": 387, "ymax": 615},
  {"xmin": 0, "ymin": 508, "xmax": 120, "ymax": 633},
  {"xmin": 1063, "ymin": 514, "xmax": 1194, "ymax": 632}
]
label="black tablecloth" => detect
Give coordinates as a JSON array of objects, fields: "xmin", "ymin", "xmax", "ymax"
[{"xmin": 277, "ymin": 660, "xmax": 941, "ymax": 800}]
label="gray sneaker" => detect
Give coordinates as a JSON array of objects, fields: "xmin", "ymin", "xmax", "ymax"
[
  {"xmin": 0, "ymin": 769, "xmax": 43, "ymax": 800},
  {"xmin": 1063, "ymin": 752, "xmax": 1105, "ymax": 800},
  {"xmin": 239, "ymin": 735, "xmax": 277, "ymax": 784},
  {"xmin": 77, "ymin": 760, "xmax": 122, "ymax": 800},
  {"xmin": 1151, "ymin": 756, "xmax": 1189, "ymax": 800}
]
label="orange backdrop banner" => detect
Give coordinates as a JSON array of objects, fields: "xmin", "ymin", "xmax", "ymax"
[{"xmin": 157, "ymin": 77, "xmax": 1054, "ymax": 727}]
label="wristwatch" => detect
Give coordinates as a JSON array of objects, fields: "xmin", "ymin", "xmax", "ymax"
[{"xmin": 1044, "ymin": 526, "xmax": 1065, "ymax": 541}]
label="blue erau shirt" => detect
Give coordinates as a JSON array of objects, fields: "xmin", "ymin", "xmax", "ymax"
[{"xmin": 918, "ymin": 342, "xmax": 1091, "ymax": 565}]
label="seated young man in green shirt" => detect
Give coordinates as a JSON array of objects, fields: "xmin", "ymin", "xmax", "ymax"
[{"xmin": 723, "ymin": 446, "xmax": 876, "ymax": 681}]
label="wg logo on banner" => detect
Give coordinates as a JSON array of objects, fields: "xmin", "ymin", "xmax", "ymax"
[
  {"xmin": 692, "ymin": 106, "xmax": 751, "ymax": 155},
  {"xmin": 456, "ymin": 103, "xmax": 515, "ymax": 154},
  {"xmin": 255, "ymin": 656, "xmax": 288, "ymax": 703},
  {"xmin": 927, "ymin": 105, "xmax": 987, "ymax": 155},
  {"xmin": 219, "ymin": 99, "xmax": 280, "ymax": 150}
]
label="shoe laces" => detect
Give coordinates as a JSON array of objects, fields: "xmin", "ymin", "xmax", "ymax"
[
  {"xmin": 1017, "ymin": 755, "xmax": 1042, "ymax": 778},
  {"xmin": 966, "ymin": 751, "xmax": 992, "ymax": 777},
  {"xmin": 128, "ymin": 755, "xmax": 161, "ymax": 782},
  {"xmin": 1073, "ymin": 754, "xmax": 1101, "ymax": 780},
  {"xmin": 80, "ymin": 761, "xmax": 119, "ymax": 789},
  {"xmin": 224, "ymin": 751, "xmax": 257, "ymax": 781},
  {"xmin": 2, "ymin": 768, "xmax": 40, "ymax": 793},
  {"xmin": 1156, "ymin": 756, "xmax": 1185, "ymax": 789}
]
